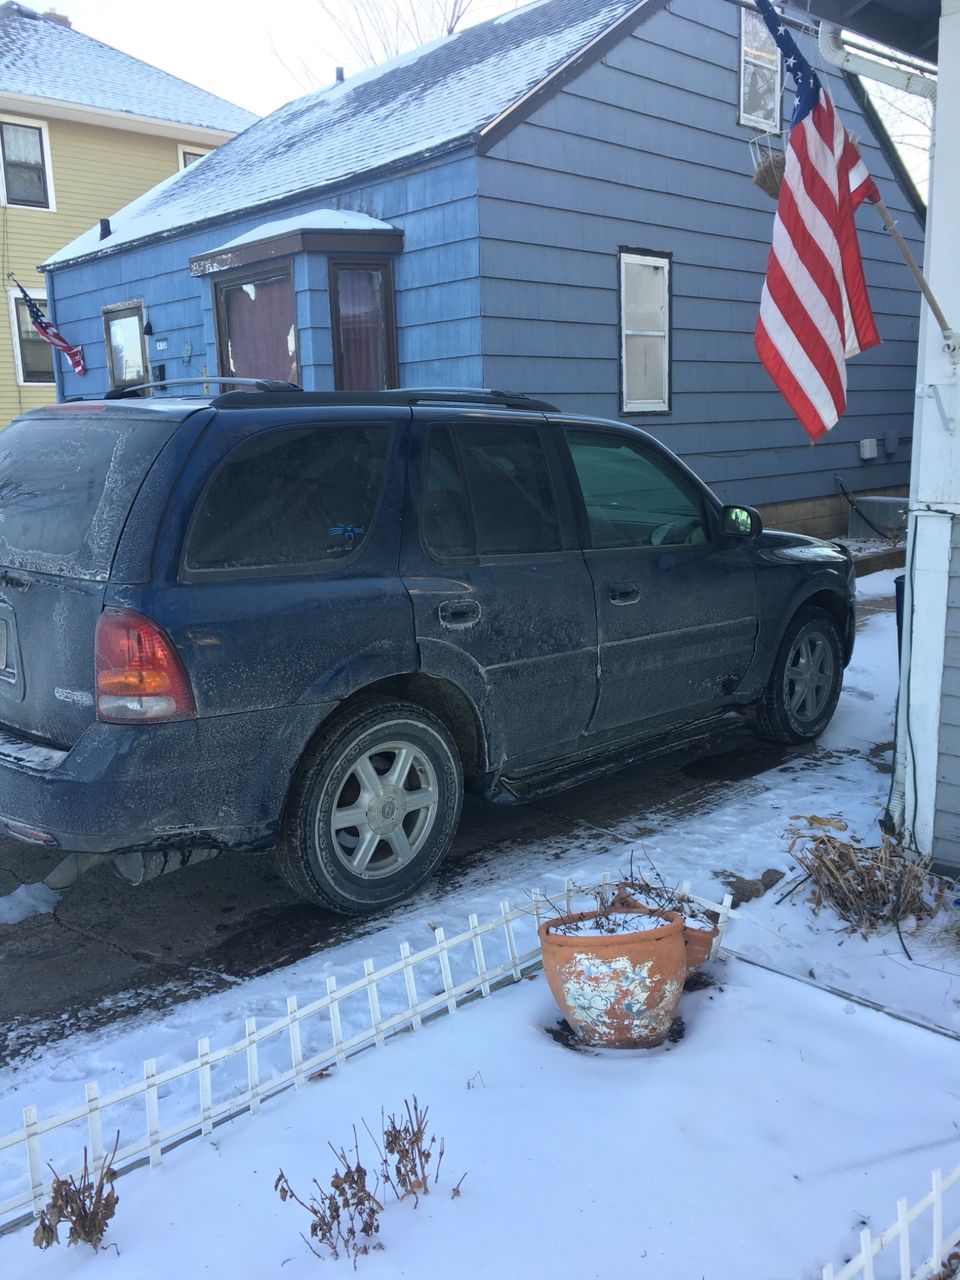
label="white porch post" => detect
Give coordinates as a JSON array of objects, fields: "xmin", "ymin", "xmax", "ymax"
[{"xmin": 892, "ymin": 0, "xmax": 960, "ymax": 855}]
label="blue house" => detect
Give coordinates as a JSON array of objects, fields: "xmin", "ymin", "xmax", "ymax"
[{"xmin": 41, "ymin": 0, "xmax": 924, "ymax": 535}]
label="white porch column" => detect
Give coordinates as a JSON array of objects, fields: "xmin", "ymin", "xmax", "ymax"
[{"xmin": 892, "ymin": 0, "xmax": 960, "ymax": 856}]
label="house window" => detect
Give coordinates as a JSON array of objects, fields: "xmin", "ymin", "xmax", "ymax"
[
  {"xmin": 214, "ymin": 265, "xmax": 298, "ymax": 384},
  {"xmin": 0, "ymin": 117, "xmax": 53, "ymax": 209},
  {"xmin": 329, "ymin": 260, "xmax": 397, "ymax": 391},
  {"xmin": 620, "ymin": 251, "xmax": 670, "ymax": 415},
  {"xmin": 7, "ymin": 287, "xmax": 53, "ymax": 384},
  {"xmin": 179, "ymin": 145, "xmax": 210, "ymax": 169},
  {"xmin": 103, "ymin": 302, "xmax": 147, "ymax": 390},
  {"xmin": 739, "ymin": 7, "xmax": 781, "ymax": 131}
]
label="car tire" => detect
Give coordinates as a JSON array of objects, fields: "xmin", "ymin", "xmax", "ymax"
[
  {"xmin": 276, "ymin": 700, "xmax": 463, "ymax": 914},
  {"xmin": 752, "ymin": 607, "xmax": 844, "ymax": 744}
]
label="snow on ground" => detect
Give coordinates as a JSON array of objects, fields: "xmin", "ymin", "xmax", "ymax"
[
  {"xmin": 0, "ymin": 882, "xmax": 59, "ymax": 926},
  {"xmin": 3, "ymin": 959, "xmax": 960, "ymax": 1280},
  {"xmin": 854, "ymin": 565, "xmax": 903, "ymax": 598},
  {"xmin": 2, "ymin": 572, "xmax": 958, "ymax": 1277}
]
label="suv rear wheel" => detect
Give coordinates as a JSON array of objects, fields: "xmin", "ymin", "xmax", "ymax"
[
  {"xmin": 753, "ymin": 607, "xmax": 844, "ymax": 744},
  {"xmin": 276, "ymin": 701, "xmax": 463, "ymax": 913}
]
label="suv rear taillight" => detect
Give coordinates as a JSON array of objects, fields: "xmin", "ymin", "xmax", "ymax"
[{"xmin": 95, "ymin": 608, "xmax": 196, "ymax": 723}]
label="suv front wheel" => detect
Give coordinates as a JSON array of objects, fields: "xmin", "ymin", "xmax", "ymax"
[
  {"xmin": 752, "ymin": 607, "xmax": 844, "ymax": 744},
  {"xmin": 276, "ymin": 701, "xmax": 463, "ymax": 913}
]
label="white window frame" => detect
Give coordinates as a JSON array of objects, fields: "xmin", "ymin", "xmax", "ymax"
[
  {"xmin": 739, "ymin": 6, "xmax": 782, "ymax": 132},
  {"xmin": 178, "ymin": 144, "xmax": 211, "ymax": 169},
  {"xmin": 7, "ymin": 285, "xmax": 54, "ymax": 385},
  {"xmin": 620, "ymin": 251, "xmax": 670, "ymax": 415},
  {"xmin": 0, "ymin": 114, "xmax": 56, "ymax": 211},
  {"xmin": 103, "ymin": 299, "xmax": 148, "ymax": 390}
]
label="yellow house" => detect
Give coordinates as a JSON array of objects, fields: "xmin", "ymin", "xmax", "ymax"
[{"xmin": 0, "ymin": 2, "xmax": 256, "ymax": 424}]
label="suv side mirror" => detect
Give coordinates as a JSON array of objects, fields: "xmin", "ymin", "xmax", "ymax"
[{"xmin": 721, "ymin": 505, "xmax": 762, "ymax": 539}]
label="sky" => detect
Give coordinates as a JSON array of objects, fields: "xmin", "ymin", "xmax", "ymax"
[{"xmin": 51, "ymin": 0, "xmax": 519, "ymax": 117}]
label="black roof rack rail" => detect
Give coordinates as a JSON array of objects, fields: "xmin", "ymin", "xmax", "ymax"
[
  {"xmin": 209, "ymin": 387, "xmax": 559, "ymax": 411},
  {"xmin": 103, "ymin": 377, "xmax": 303, "ymax": 400}
]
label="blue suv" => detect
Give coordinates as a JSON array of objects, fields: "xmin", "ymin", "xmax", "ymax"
[{"xmin": 0, "ymin": 385, "xmax": 855, "ymax": 913}]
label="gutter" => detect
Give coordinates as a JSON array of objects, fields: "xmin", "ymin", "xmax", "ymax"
[
  {"xmin": 817, "ymin": 22, "xmax": 936, "ymax": 103},
  {"xmin": 0, "ymin": 93, "xmax": 249, "ymax": 145}
]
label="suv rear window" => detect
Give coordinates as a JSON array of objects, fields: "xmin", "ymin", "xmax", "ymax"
[
  {"xmin": 0, "ymin": 411, "xmax": 179, "ymax": 581},
  {"xmin": 183, "ymin": 424, "xmax": 390, "ymax": 575}
]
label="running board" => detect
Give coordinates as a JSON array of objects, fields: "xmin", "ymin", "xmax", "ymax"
[{"xmin": 495, "ymin": 713, "xmax": 742, "ymax": 803}]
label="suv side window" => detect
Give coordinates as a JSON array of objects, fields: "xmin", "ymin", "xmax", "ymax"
[
  {"xmin": 184, "ymin": 424, "xmax": 390, "ymax": 575},
  {"xmin": 421, "ymin": 423, "xmax": 561, "ymax": 559},
  {"xmin": 566, "ymin": 429, "xmax": 707, "ymax": 549}
]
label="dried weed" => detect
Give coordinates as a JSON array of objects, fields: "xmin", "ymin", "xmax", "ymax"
[
  {"xmin": 787, "ymin": 820, "xmax": 947, "ymax": 936},
  {"xmin": 32, "ymin": 1133, "xmax": 120, "ymax": 1252}
]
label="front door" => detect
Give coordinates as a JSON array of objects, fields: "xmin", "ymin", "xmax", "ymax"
[
  {"xmin": 400, "ymin": 414, "xmax": 598, "ymax": 771},
  {"xmin": 561, "ymin": 424, "xmax": 758, "ymax": 737}
]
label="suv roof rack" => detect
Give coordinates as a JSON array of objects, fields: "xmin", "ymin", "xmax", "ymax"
[
  {"xmin": 103, "ymin": 377, "xmax": 303, "ymax": 400},
  {"xmin": 208, "ymin": 387, "xmax": 559, "ymax": 411}
]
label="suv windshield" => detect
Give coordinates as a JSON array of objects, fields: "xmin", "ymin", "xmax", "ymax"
[{"xmin": 0, "ymin": 409, "xmax": 181, "ymax": 580}]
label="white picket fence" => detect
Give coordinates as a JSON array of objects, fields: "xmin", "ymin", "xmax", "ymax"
[
  {"xmin": 822, "ymin": 1164, "xmax": 960, "ymax": 1280},
  {"xmin": 0, "ymin": 877, "xmax": 731, "ymax": 1234},
  {"xmin": 3, "ymin": 876, "xmax": 958, "ymax": 1279}
]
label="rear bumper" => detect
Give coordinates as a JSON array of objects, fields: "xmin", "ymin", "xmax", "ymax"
[{"xmin": 0, "ymin": 706, "xmax": 335, "ymax": 855}]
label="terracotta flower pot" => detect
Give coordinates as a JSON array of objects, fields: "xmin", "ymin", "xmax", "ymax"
[
  {"xmin": 538, "ymin": 906, "xmax": 686, "ymax": 1049},
  {"xmin": 682, "ymin": 920, "xmax": 720, "ymax": 975}
]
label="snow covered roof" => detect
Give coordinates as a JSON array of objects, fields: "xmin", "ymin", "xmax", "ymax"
[
  {"xmin": 0, "ymin": 2, "xmax": 257, "ymax": 134},
  {"xmin": 208, "ymin": 210, "xmax": 397, "ymax": 254},
  {"xmin": 46, "ymin": 0, "xmax": 654, "ymax": 269}
]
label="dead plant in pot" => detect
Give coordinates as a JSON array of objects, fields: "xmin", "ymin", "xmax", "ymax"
[
  {"xmin": 602, "ymin": 876, "xmax": 721, "ymax": 977},
  {"xmin": 537, "ymin": 881, "xmax": 688, "ymax": 1049}
]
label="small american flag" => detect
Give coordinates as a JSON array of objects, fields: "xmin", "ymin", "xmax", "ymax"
[
  {"xmin": 753, "ymin": 0, "xmax": 879, "ymax": 442},
  {"xmin": 9, "ymin": 274, "xmax": 85, "ymax": 376}
]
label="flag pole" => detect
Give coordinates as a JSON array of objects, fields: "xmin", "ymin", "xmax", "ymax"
[{"xmin": 871, "ymin": 198, "xmax": 959, "ymax": 363}]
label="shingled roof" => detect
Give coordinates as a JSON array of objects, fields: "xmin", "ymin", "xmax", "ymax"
[
  {"xmin": 0, "ymin": 2, "xmax": 257, "ymax": 134},
  {"xmin": 47, "ymin": 0, "xmax": 658, "ymax": 269}
]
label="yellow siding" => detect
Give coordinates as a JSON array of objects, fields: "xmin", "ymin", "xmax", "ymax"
[{"xmin": 0, "ymin": 114, "xmax": 200, "ymax": 426}]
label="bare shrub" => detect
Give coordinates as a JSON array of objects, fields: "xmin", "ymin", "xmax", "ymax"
[
  {"xmin": 32, "ymin": 1133, "xmax": 119, "ymax": 1252},
  {"xmin": 276, "ymin": 1131, "xmax": 383, "ymax": 1265},
  {"xmin": 378, "ymin": 1095, "xmax": 443, "ymax": 1205},
  {"xmin": 277, "ymin": 1098, "xmax": 458, "ymax": 1263},
  {"xmin": 787, "ymin": 824, "xmax": 947, "ymax": 935}
]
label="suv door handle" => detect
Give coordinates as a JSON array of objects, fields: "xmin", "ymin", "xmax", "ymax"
[
  {"xmin": 608, "ymin": 582, "xmax": 641, "ymax": 606},
  {"xmin": 438, "ymin": 598, "xmax": 482, "ymax": 629}
]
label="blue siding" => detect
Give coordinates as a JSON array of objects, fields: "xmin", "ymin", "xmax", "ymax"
[
  {"xmin": 477, "ymin": 0, "xmax": 923, "ymax": 505},
  {"xmin": 47, "ymin": 151, "xmax": 483, "ymax": 396}
]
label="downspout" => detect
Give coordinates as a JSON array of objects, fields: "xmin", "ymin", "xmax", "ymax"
[{"xmin": 817, "ymin": 22, "xmax": 937, "ymax": 102}]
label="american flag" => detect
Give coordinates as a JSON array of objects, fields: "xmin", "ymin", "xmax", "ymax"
[
  {"xmin": 753, "ymin": 0, "xmax": 879, "ymax": 442},
  {"xmin": 9, "ymin": 274, "xmax": 85, "ymax": 376}
]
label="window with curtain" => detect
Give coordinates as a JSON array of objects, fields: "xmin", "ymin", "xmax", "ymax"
[
  {"xmin": 215, "ymin": 267, "xmax": 298, "ymax": 385},
  {"xmin": 10, "ymin": 292, "xmax": 53, "ymax": 383},
  {"xmin": 739, "ymin": 7, "xmax": 781, "ymax": 131},
  {"xmin": 620, "ymin": 251, "xmax": 670, "ymax": 414},
  {"xmin": 330, "ymin": 260, "xmax": 397, "ymax": 391},
  {"xmin": 0, "ymin": 120, "xmax": 50, "ymax": 208}
]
